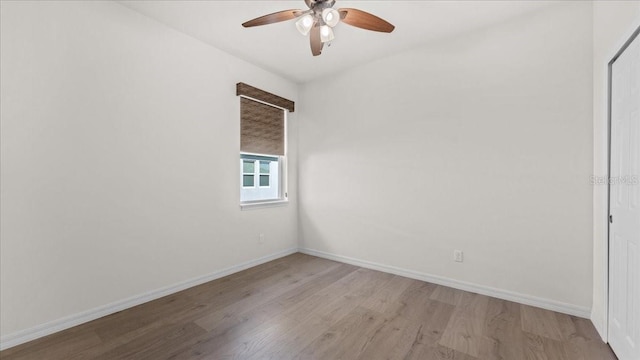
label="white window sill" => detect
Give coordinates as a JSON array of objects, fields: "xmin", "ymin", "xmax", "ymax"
[{"xmin": 240, "ymin": 199, "xmax": 289, "ymax": 210}]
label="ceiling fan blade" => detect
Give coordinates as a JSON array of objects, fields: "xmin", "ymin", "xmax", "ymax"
[
  {"xmin": 310, "ymin": 25, "xmax": 323, "ymax": 56},
  {"xmin": 242, "ymin": 10, "xmax": 302, "ymax": 28},
  {"xmin": 338, "ymin": 8, "xmax": 395, "ymax": 33}
]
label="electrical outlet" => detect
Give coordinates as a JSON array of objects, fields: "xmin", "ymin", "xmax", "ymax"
[
  {"xmin": 454, "ymin": 250, "xmax": 463, "ymax": 263},
  {"xmin": 259, "ymin": 233, "xmax": 265, "ymax": 244}
]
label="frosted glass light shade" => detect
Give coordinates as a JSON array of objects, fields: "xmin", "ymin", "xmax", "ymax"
[
  {"xmin": 295, "ymin": 15, "xmax": 314, "ymax": 35},
  {"xmin": 320, "ymin": 25, "xmax": 334, "ymax": 43},
  {"xmin": 322, "ymin": 8, "xmax": 340, "ymax": 27}
]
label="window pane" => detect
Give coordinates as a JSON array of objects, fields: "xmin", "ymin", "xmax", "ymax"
[
  {"xmin": 243, "ymin": 160, "xmax": 254, "ymax": 174},
  {"xmin": 259, "ymin": 161, "xmax": 270, "ymax": 174},
  {"xmin": 243, "ymin": 175, "xmax": 254, "ymax": 187},
  {"xmin": 259, "ymin": 175, "xmax": 269, "ymax": 187}
]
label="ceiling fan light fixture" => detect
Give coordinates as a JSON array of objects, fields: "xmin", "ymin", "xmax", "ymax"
[
  {"xmin": 295, "ymin": 14, "xmax": 314, "ymax": 35},
  {"xmin": 320, "ymin": 25, "xmax": 334, "ymax": 43},
  {"xmin": 321, "ymin": 8, "xmax": 340, "ymax": 27},
  {"xmin": 241, "ymin": 1, "xmax": 395, "ymax": 56}
]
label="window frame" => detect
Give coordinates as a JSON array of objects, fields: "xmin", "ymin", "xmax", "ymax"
[{"xmin": 239, "ymin": 95, "xmax": 289, "ymax": 210}]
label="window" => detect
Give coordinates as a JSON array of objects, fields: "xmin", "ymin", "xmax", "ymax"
[
  {"xmin": 240, "ymin": 154, "xmax": 279, "ymax": 202},
  {"xmin": 237, "ymin": 83, "xmax": 294, "ymax": 206},
  {"xmin": 239, "ymin": 97, "xmax": 284, "ymax": 203}
]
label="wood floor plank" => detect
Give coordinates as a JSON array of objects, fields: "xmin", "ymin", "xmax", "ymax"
[
  {"xmin": 439, "ymin": 292, "xmax": 492, "ymax": 357},
  {"xmin": 193, "ymin": 255, "xmax": 339, "ymax": 331},
  {"xmin": 360, "ymin": 275, "xmax": 414, "ymax": 313},
  {"xmin": 523, "ymin": 331, "xmax": 549, "ymax": 360},
  {"xmin": 563, "ymin": 315, "xmax": 617, "ymax": 360},
  {"xmin": 169, "ymin": 269, "xmax": 384, "ymax": 359},
  {"xmin": 281, "ymin": 268, "xmax": 395, "ymax": 325},
  {"xmin": 256, "ymin": 270, "xmax": 394, "ymax": 357},
  {"xmin": 294, "ymin": 306, "xmax": 388, "ymax": 360},
  {"xmin": 355, "ymin": 313, "xmax": 423, "ymax": 360},
  {"xmin": 521, "ymin": 304, "xmax": 564, "ymax": 341},
  {"xmin": 405, "ymin": 343, "xmax": 480, "ymax": 360},
  {"xmin": 553, "ymin": 312, "xmax": 592, "ymax": 360},
  {"xmin": 91, "ymin": 322, "xmax": 205, "ymax": 360},
  {"xmin": 578, "ymin": 339, "xmax": 618, "ymax": 360},
  {"xmin": 253, "ymin": 262, "xmax": 359, "ymax": 317},
  {"xmin": 479, "ymin": 297, "xmax": 524, "ymax": 360},
  {"xmin": 430, "ymin": 284, "xmax": 465, "ymax": 305},
  {"xmin": 523, "ymin": 331, "xmax": 566, "ymax": 360},
  {"xmin": 162, "ymin": 308, "xmax": 272, "ymax": 360},
  {"xmin": 384, "ymin": 281, "xmax": 438, "ymax": 320},
  {"xmin": 0, "ymin": 254, "xmax": 617, "ymax": 360},
  {"xmin": 569, "ymin": 316, "xmax": 603, "ymax": 341},
  {"xmin": 164, "ymin": 261, "xmax": 357, "ymax": 360},
  {"xmin": 379, "ymin": 281, "xmax": 455, "ymax": 350},
  {"xmin": 555, "ymin": 312, "xmax": 580, "ymax": 342},
  {"xmin": 203, "ymin": 264, "xmax": 359, "ymax": 359},
  {"xmin": 241, "ymin": 269, "xmax": 395, "ymax": 360}
]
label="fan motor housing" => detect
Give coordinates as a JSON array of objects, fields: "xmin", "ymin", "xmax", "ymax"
[{"xmin": 305, "ymin": 0, "xmax": 336, "ymax": 10}]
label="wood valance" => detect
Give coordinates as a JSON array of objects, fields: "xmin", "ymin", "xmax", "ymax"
[{"xmin": 236, "ymin": 82, "xmax": 295, "ymax": 113}]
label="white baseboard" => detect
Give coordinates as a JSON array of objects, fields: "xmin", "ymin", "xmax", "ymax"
[
  {"xmin": 0, "ymin": 247, "xmax": 298, "ymax": 351},
  {"xmin": 299, "ymin": 247, "xmax": 591, "ymax": 319}
]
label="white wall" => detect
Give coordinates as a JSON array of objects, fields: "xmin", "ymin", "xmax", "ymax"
[
  {"xmin": 299, "ymin": 2, "xmax": 593, "ymax": 311},
  {"xmin": 591, "ymin": 1, "xmax": 640, "ymax": 340},
  {"xmin": 0, "ymin": 0, "xmax": 298, "ymax": 341}
]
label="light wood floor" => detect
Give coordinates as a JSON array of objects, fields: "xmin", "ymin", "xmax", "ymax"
[{"xmin": 1, "ymin": 253, "xmax": 616, "ymax": 360}]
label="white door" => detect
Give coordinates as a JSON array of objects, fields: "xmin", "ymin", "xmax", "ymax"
[{"xmin": 609, "ymin": 30, "xmax": 640, "ymax": 360}]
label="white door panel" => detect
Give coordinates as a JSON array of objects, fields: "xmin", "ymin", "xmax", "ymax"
[{"xmin": 609, "ymin": 30, "xmax": 640, "ymax": 360}]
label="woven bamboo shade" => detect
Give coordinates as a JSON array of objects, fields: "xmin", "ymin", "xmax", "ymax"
[{"xmin": 240, "ymin": 97, "xmax": 285, "ymax": 156}]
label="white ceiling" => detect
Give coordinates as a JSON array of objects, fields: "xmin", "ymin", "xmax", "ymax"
[{"xmin": 119, "ymin": 0, "xmax": 553, "ymax": 83}]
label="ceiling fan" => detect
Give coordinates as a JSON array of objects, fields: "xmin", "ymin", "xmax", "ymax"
[{"xmin": 242, "ymin": 0, "xmax": 395, "ymax": 56}]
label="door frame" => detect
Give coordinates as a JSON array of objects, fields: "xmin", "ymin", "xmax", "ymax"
[{"xmin": 606, "ymin": 24, "xmax": 640, "ymax": 344}]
